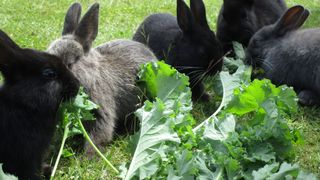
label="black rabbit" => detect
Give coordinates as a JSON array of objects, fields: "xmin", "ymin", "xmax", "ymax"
[
  {"xmin": 245, "ymin": 5, "xmax": 320, "ymax": 106},
  {"xmin": 217, "ymin": 0, "xmax": 287, "ymax": 53},
  {"xmin": 133, "ymin": 0, "xmax": 223, "ymax": 102},
  {"xmin": 0, "ymin": 30, "xmax": 79, "ymax": 179}
]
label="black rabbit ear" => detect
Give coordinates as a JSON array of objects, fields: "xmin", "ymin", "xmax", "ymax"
[
  {"xmin": 190, "ymin": 0, "xmax": 210, "ymax": 29},
  {"xmin": 0, "ymin": 30, "xmax": 21, "ymax": 70},
  {"xmin": 74, "ymin": 3, "xmax": 99, "ymax": 53},
  {"xmin": 274, "ymin": 5, "xmax": 309, "ymax": 36},
  {"xmin": 62, "ymin": 3, "xmax": 82, "ymax": 35},
  {"xmin": 177, "ymin": 0, "xmax": 195, "ymax": 34}
]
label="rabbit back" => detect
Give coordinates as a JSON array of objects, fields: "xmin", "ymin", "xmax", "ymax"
[
  {"xmin": 96, "ymin": 40, "xmax": 157, "ymax": 127},
  {"xmin": 133, "ymin": 13, "xmax": 180, "ymax": 60}
]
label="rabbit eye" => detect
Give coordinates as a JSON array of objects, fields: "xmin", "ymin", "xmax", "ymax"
[
  {"xmin": 42, "ymin": 68, "xmax": 57, "ymax": 79},
  {"xmin": 75, "ymin": 55, "xmax": 81, "ymax": 61}
]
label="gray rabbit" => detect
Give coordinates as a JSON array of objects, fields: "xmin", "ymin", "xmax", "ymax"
[
  {"xmin": 47, "ymin": 3, "xmax": 156, "ymax": 154},
  {"xmin": 246, "ymin": 5, "xmax": 320, "ymax": 106}
]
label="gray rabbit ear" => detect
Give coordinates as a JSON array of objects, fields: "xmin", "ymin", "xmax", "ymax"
[
  {"xmin": 275, "ymin": 5, "xmax": 309, "ymax": 36},
  {"xmin": 292, "ymin": 9, "xmax": 309, "ymax": 30},
  {"xmin": 74, "ymin": 3, "xmax": 99, "ymax": 53},
  {"xmin": 177, "ymin": 0, "xmax": 195, "ymax": 34},
  {"xmin": 190, "ymin": 0, "xmax": 209, "ymax": 29},
  {"xmin": 62, "ymin": 3, "xmax": 82, "ymax": 35}
]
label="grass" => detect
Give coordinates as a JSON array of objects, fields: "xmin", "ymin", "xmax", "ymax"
[{"xmin": 0, "ymin": 0, "xmax": 319, "ymax": 179}]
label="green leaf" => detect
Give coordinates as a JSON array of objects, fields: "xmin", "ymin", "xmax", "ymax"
[
  {"xmin": 52, "ymin": 88, "xmax": 103, "ymax": 179},
  {"xmin": 252, "ymin": 163, "xmax": 317, "ymax": 180},
  {"xmin": 0, "ymin": 164, "xmax": 18, "ymax": 180},
  {"xmin": 267, "ymin": 162, "xmax": 299, "ymax": 180},
  {"xmin": 137, "ymin": 61, "xmax": 190, "ymax": 101},
  {"xmin": 122, "ymin": 45, "xmax": 315, "ymax": 179},
  {"xmin": 194, "ymin": 58, "xmax": 252, "ymax": 131},
  {"xmin": 195, "ymin": 152, "xmax": 224, "ymax": 180},
  {"xmin": 122, "ymin": 62, "xmax": 193, "ymax": 180},
  {"xmin": 62, "ymin": 149, "xmax": 75, "ymax": 158},
  {"xmin": 203, "ymin": 115, "xmax": 236, "ymax": 141},
  {"xmin": 252, "ymin": 163, "xmax": 280, "ymax": 180},
  {"xmin": 233, "ymin": 41, "xmax": 246, "ymax": 60}
]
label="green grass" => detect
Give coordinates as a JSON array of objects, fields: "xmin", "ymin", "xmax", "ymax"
[{"xmin": 0, "ymin": 0, "xmax": 319, "ymax": 179}]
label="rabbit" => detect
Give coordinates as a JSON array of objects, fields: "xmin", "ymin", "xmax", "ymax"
[
  {"xmin": 0, "ymin": 30, "xmax": 79, "ymax": 180},
  {"xmin": 47, "ymin": 3, "xmax": 157, "ymax": 154},
  {"xmin": 133, "ymin": 0, "xmax": 223, "ymax": 102},
  {"xmin": 217, "ymin": 0, "xmax": 287, "ymax": 53},
  {"xmin": 245, "ymin": 5, "xmax": 320, "ymax": 106}
]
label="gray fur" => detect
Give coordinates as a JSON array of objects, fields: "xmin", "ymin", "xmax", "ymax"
[
  {"xmin": 47, "ymin": 3, "xmax": 156, "ymax": 153},
  {"xmin": 246, "ymin": 5, "xmax": 320, "ymax": 106},
  {"xmin": 217, "ymin": 0, "xmax": 287, "ymax": 53}
]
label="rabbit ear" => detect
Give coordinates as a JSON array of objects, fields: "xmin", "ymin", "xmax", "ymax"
[
  {"xmin": 177, "ymin": 0, "xmax": 195, "ymax": 34},
  {"xmin": 291, "ymin": 8, "xmax": 309, "ymax": 29},
  {"xmin": 190, "ymin": 0, "xmax": 210, "ymax": 29},
  {"xmin": 62, "ymin": 3, "xmax": 82, "ymax": 35},
  {"xmin": 274, "ymin": 5, "xmax": 309, "ymax": 36},
  {"xmin": 74, "ymin": 3, "xmax": 99, "ymax": 53},
  {"xmin": 0, "ymin": 30, "xmax": 21, "ymax": 70}
]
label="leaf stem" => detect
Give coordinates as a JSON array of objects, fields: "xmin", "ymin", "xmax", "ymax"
[
  {"xmin": 193, "ymin": 76, "xmax": 224, "ymax": 132},
  {"xmin": 50, "ymin": 122, "xmax": 71, "ymax": 180},
  {"xmin": 77, "ymin": 118, "xmax": 119, "ymax": 174}
]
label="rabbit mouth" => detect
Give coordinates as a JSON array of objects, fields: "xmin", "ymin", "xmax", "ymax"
[
  {"xmin": 174, "ymin": 66, "xmax": 207, "ymax": 86},
  {"xmin": 175, "ymin": 55, "xmax": 224, "ymax": 88},
  {"xmin": 61, "ymin": 82, "xmax": 80, "ymax": 101},
  {"xmin": 246, "ymin": 55, "xmax": 267, "ymax": 69}
]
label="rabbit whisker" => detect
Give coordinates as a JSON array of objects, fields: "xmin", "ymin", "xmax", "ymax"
[
  {"xmin": 191, "ymin": 71, "xmax": 207, "ymax": 88},
  {"xmin": 186, "ymin": 69, "xmax": 205, "ymax": 77},
  {"xmin": 190, "ymin": 73, "xmax": 202, "ymax": 85},
  {"xmin": 256, "ymin": 57, "xmax": 273, "ymax": 70},
  {"xmin": 175, "ymin": 66, "xmax": 205, "ymax": 71},
  {"xmin": 205, "ymin": 55, "xmax": 225, "ymax": 75}
]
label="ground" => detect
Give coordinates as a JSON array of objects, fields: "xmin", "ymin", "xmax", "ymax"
[{"xmin": 0, "ymin": 0, "xmax": 319, "ymax": 179}]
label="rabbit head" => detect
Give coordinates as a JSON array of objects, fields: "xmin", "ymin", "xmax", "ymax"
[
  {"xmin": 48, "ymin": 3, "xmax": 99, "ymax": 69},
  {"xmin": 246, "ymin": 5, "xmax": 309, "ymax": 67},
  {"xmin": 169, "ymin": 0, "xmax": 223, "ymax": 76},
  {"xmin": 0, "ymin": 30, "xmax": 79, "ymax": 107},
  {"xmin": 218, "ymin": 0, "xmax": 258, "ymax": 46}
]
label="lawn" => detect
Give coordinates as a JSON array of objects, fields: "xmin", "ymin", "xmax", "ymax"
[{"xmin": 0, "ymin": 0, "xmax": 319, "ymax": 179}]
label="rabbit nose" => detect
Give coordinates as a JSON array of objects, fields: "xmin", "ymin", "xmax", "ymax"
[{"xmin": 63, "ymin": 79, "xmax": 80, "ymax": 100}]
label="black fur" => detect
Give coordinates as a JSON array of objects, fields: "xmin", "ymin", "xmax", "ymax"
[
  {"xmin": 217, "ymin": 0, "xmax": 287, "ymax": 53},
  {"xmin": 133, "ymin": 0, "xmax": 223, "ymax": 101},
  {"xmin": 0, "ymin": 30, "xmax": 79, "ymax": 179},
  {"xmin": 245, "ymin": 6, "xmax": 320, "ymax": 106}
]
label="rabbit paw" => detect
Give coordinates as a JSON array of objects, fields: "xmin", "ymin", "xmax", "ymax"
[
  {"xmin": 298, "ymin": 90, "xmax": 320, "ymax": 106},
  {"xmin": 41, "ymin": 163, "xmax": 52, "ymax": 180}
]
